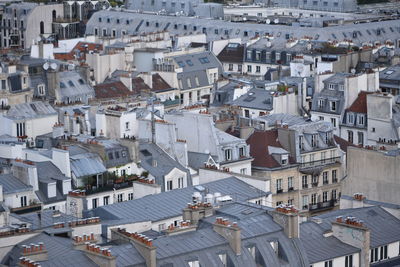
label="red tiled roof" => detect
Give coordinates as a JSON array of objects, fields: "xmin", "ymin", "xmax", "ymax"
[
  {"xmin": 246, "ymin": 130, "xmax": 283, "ymax": 168},
  {"xmin": 132, "ymin": 77, "xmax": 150, "ymax": 94},
  {"xmin": 334, "ymin": 135, "xmax": 356, "ymax": 153},
  {"xmin": 151, "ymin": 73, "xmax": 173, "ymax": 92},
  {"xmin": 54, "ymin": 42, "xmax": 103, "ymax": 61},
  {"xmin": 346, "ymin": 91, "xmax": 373, "ymax": 114},
  {"xmin": 94, "ymin": 81, "xmax": 135, "ymax": 99}
]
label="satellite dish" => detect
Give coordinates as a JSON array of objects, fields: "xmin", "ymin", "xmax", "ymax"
[
  {"xmin": 50, "ymin": 63, "xmax": 57, "ymax": 70},
  {"xmin": 351, "ymin": 68, "xmax": 356, "ymax": 74},
  {"xmin": 43, "ymin": 62, "xmax": 49, "ymax": 70},
  {"xmin": 266, "ymin": 19, "xmax": 271, "ymax": 24},
  {"xmin": 274, "ymin": 18, "xmax": 279, "ymax": 24},
  {"xmin": 68, "ymin": 64, "xmax": 74, "ymax": 71}
]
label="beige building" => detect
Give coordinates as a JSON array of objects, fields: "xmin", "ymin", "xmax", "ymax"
[
  {"xmin": 0, "ymin": 63, "xmax": 31, "ymax": 107},
  {"xmin": 247, "ymin": 119, "xmax": 342, "ymax": 215}
]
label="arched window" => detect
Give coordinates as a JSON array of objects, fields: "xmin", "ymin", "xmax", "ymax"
[
  {"xmin": 52, "ymin": 10, "xmax": 57, "ymax": 21},
  {"xmin": 40, "ymin": 21, "xmax": 44, "ymax": 34}
]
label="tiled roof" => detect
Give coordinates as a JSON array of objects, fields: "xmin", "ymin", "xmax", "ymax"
[
  {"xmin": 334, "ymin": 135, "xmax": 356, "ymax": 153},
  {"xmin": 54, "ymin": 42, "xmax": 103, "ymax": 61},
  {"xmin": 346, "ymin": 91, "xmax": 373, "ymax": 113},
  {"xmin": 94, "ymin": 81, "xmax": 135, "ymax": 99},
  {"xmin": 151, "ymin": 73, "xmax": 173, "ymax": 92},
  {"xmin": 247, "ymin": 130, "xmax": 288, "ymax": 168},
  {"xmin": 217, "ymin": 43, "xmax": 245, "ymax": 63},
  {"xmin": 131, "ymin": 77, "xmax": 150, "ymax": 94}
]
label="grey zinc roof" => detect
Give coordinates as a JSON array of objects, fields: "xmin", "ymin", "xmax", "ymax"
[
  {"xmin": 187, "ymin": 151, "xmax": 216, "ymax": 171},
  {"xmin": 172, "ymin": 51, "xmax": 222, "ymax": 73},
  {"xmin": 86, "ymin": 10, "xmax": 400, "ymax": 45},
  {"xmin": 11, "ymin": 210, "xmax": 78, "ymax": 230},
  {"xmin": 58, "ymin": 71, "xmax": 95, "ymax": 103},
  {"xmin": 139, "ymin": 142, "xmax": 191, "ymax": 190},
  {"xmin": 229, "ymin": 88, "xmax": 274, "ymax": 111},
  {"xmin": 70, "ymin": 153, "xmax": 106, "ymax": 178},
  {"xmin": 300, "ymin": 221, "xmax": 360, "ymax": 264},
  {"xmin": 2, "ymin": 232, "xmax": 97, "ymax": 267},
  {"xmin": 5, "ymin": 101, "xmax": 57, "ymax": 120},
  {"xmin": 316, "ymin": 206, "xmax": 400, "ymax": 248},
  {"xmin": 256, "ymin": 113, "xmax": 307, "ymax": 128},
  {"xmin": 89, "ymin": 177, "xmax": 268, "ymax": 223},
  {"xmin": 0, "ymin": 174, "xmax": 32, "ymax": 194}
]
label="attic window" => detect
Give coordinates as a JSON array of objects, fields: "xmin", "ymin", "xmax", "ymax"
[
  {"xmin": 186, "ymin": 60, "xmax": 193, "ymax": 66},
  {"xmin": 68, "ymin": 80, "xmax": 75, "ymax": 87},
  {"xmin": 177, "ymin": 61, "xmax": 185, "ymax": 68},
  {"xmin": 199, "ymin": 57, "xmax": 210, "ymax": 64},
  {"xmin": 60, "ymin": 82, "xmax": 66, "ymax": 88},
  {"xmin": 78, "ymin": 79, "xmax": 84, "ymax": 85},
  {"xmin": 311, "ymin": 134, "xmax": 318, "ymax": 147},
  {"xmin": 328, "ymin": 84, "xmax": 335, "ymax": 90}
]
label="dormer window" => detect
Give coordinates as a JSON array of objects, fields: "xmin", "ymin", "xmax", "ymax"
[
  {"xmin": 339, "ymin": 85, "xmax": 344, "ymax": 91},
  {"xmin": 224, "ymin": 149, "xmax": 232, "ymax": 161},
  {"xmin": 239, "ymin": 146, "xmax": 246, "ymax": 157},
  {"xmin": 311, "ymin": 134, "xmax": 318, "ymax": 147},
  {"xmin": 38, "ymin": 84, "xmax": 45, "ymax": 95},
  {"xmin": 299, "ymin": 136, "xmax": 304, "ymax": 150},
  {"xmin": 358, "ymin": 115, "xmax": 364, "ymax": 125},
  {"xmin": 328, "ymin": 83, "xmax": 335, "ymax": 90},
  {"xmin": 330, "ymin": 101, "xmax": 336, "ymax": 111},
  {"xmin": 281, "ymin": 154, "xmax": 288, "ymax": 165},
  {"xmin": 318, "ymin": 99, "xmax": 324, "ymax": 109},
  {"xmin": 348, "ymin": 113, "xmax": 354, "ymax": 124}
]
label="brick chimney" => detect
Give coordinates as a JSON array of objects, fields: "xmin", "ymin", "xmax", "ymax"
[
  {"xmin": 66, "ymin": 190, "xmax": 87, "ymax": 218},
  {"xmin": 182, "ymin": 202, "xmax": 214, "ymax": 225},
  {"xmin": 213, "ymin": 217, "xmax": 241, "ymax": 255},
  {"xmin": 21, "ymin": 242, "xmax": 48, "ymax": 262},
  {"xmin": 73, "ymin": 233, "xmax": 97, "ymax": 250},
  {"xmin": 332, "ymin": 216, "xmax": 370, "ymax": 267},
  {"xmin": 111, "ymin": 228, "xmax": 156, "ymax": 267},
  {"xmin": 269, "ymin": 204, "xmax": 299, "ymax": 239},
  {"xmin": 84, "ymin": 243, "xmax": 116, "ymax": 267}
]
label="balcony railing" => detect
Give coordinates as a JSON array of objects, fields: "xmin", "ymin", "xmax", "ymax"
[
  {"xmin": 300, "ymin": 157, "xmax": 341, "ymax": 169},
  {"xmin": 309, "ymin": 199, "xmax": 336, "ymax": 212},
  {"xmin": 288, "ymin": 187, "xmax": 294, "ymax": 191},
  {"xmin": 276, "ymin": 189, "xmax": 283, "ymax": 194},
  {"xmin": 302, "ymin": 184, "xmax": 308, "ymax": 189}
]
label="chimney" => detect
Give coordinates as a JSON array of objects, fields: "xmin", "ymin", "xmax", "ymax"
[
  {"xmin": 84, "ymin": 243, "xmax": 115, "ymax": 267},
  {"xmin": 73, "ymin": 233, "xmax": 97, "ymax": 250},
  {"xmin": 332, "ymin": 216, "xmax": 370, "ymax": 267},
  {"xmin": 269, "ymin": 204, "xmax": 299, "ymax": 238},
  {"xmin": 182, "ymin": 202, "xmax": 214, "ymax": 225},
  {"xmin": 213, "ymin": 217, "xmax": 241, "ymax": 255},
  {"xmin": 46, "ymin": 69, "xmax": 60, "ymax": 99},
  {"xmin": 21, "ymin": 242, "xmax": 48, "ymax": 262},
  {"xmin": 111, "ymin": 229, "xmax": 156, "ymax": 267},
  {"xmin": 12, "ymin": 161, "xmax": 39, "ymax": 191},
  {"xmin": 66, "ymin": 190, "xmax": 87, "ymax": 218}
]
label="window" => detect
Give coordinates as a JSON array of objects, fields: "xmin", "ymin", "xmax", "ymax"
[
  {"xmin": 358, "ymin": 132, "xmax": 364, "ymax": 146},
  {"xmin": 167, "ymin": 180, "xmax": 173, "ymax": 191},
  {"xmin": 380, "ymin": 245, "xmax": 388, "ymax": 260},
  {"xmin": 125, "ymin": 122, "xmax": 130, "ymax": 130},
  {"xmin": 238, "ymin": 64, "xmax": 242, "ymax": 72},
  {"xmin": 348, "ymin": 113, "xmax": 354, "ymax": 124},
  {"xmin": 218, "ymin": 253, "xmax": 227, "ymax": 265},
  {"xmin": 323, "ymin": 191, "xmax": 328, "ymax": 202},
  {"xmin": 199, "ymin": 57, "xmax": 210, "ymax": 64},
  {"xmin": 302, "ymin": 175, "xmax": 308, "ymax": 188},
  {"xmin": 247, "ymin": 65, "xmax": 252, "ymax": 73},
  {"xmin": 311, "ymin": 193, "xmax": 317, "ymax": 205},
  {"xmin": 318, "ymin": 99, "xmax": 324, "ymax": 109},
  {"xmin": 224, "ymin": 149, "xmax": 232, "ymax": 161},
  {"xmin": 345, "ymin": 255, "xmax": 353, "ymax": 267},
  {"xmin": 117, "ymin": 193, "xmax": 123, "ymax": 202},
  {"xmin": 188, "ymin": 260, "xmax": 200, "ymax": 267},
  {"xmin": 20, "ymin": 196, "xmax": 27, "ymax": 207},
  {"xmin": 330, "ymin": 101, "xmax": 336, "ymax": 111},
  {"xmin": 348, "ymin": 130, "xmax": 353, "ymax": 143},
  {"xmin": 178, "ymin": 177, "xmax": 184, "ymax": 188},
  {"xmin": 128, "ymin": 193, "xmax": 133, "ymax": 200},
  {"xmin": 115, "ymin": 151, "xmax": 120, "ymax": 159},
  {"xmin": 299, "ymin": 136, "xmax": 304, "ymax": 150},
  {"xmin": 98, "ymin": 17, "xmax": 102, "ymax": 22},
  {"xmin": 240, "ymin": 168, "xmax": 247, "ymax": 175},
  {"xmin": 323, "ymin": 172, "xmax": 328, "ymax": 184},
  {"xmin": 302, "ymin": 195, "xmax": 308, "ymax": 209},
  {"xmin": 276, "ymin": 179, "xmax": 282, "ymax": 193},
  {"xmin": 92, "ymin": 198, "xmax": 98, "ymax": 209},
  {"xmin": 332, "ymin": 189, "xmax": 337, "ymax": 200},
  {"xmin": 158, "ymin": 223, "xmax": 166, "ymax": 232},
  {"xmin": 312, "ymin": 174, "xmax": 318, "ymax": 186},
  {"xmin": 1, "ymin": 80, "xmax": 6, "ymax": 90},
  {"xmin": 239, "ymin": 146, "xmax": 246, "ymax": 157},
  {"xmin": 256, "ymin": 66, "xmax": 261, "ymax": 73},
  {"xmin": 288, "ymin": 176, "xmax": 293, "ymax": 190},
  {"xmin": 16, "ymin": 122, "xmax": 26, "ymax": 137},
  {"xmin": 228, "ymin": 64, "xmax": 233, "ymax": 71},
  {"xmin": 332, "ymin": 170, "xmax": 337, "ymax": 182},
  {"xmin": 255, "ymin": 51, "xmax": 261, "ymax": 61},
  {"xmin": 358, "ymin": 115, "xmax": 364, "ymax": 125},
  {"xmin": 103, "ymin": 196, "xmax": 109, "ymax": 205},
  {"xmin": 108, "ymin": 152, "xmax": 114, "ymax": 160},
  {"xmin": 311, "ymin": 134, "xmax": 318, "ymax": 147},
  {"xmin": 324, "ymin": 260, "xmax": 332, "ymax": 267},
  {"xmin": 330, "ymin": 118, "xmax": 336, "ymax": 127},
  {"xmin": 319, "ymin": 116, "xmax": 324, "ymax": 121}
]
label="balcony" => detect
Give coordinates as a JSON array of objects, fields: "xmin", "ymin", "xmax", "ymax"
[
  {"xmin": 309, "ymin": 199, "xmax": 336, "ymax": 213},
  {"xmin": 300, "ymin": 157, "xmax": 341, "ymax": 169},
  {"xmin": 10, "ymin": 203, "xmax": 41, "ymax": 214},
  {"xmin": 302, "ymin": 184, "xmax": 308, "ymax": 189},
  {"xmin": 288, "ymin": 187, "xmax": 294, "ymax": 192},
  {"xmin": 276, "ymin": 189, "xmax": 283, "ymax": 194},
  {"xmin": 311, "ymin": 182, "xmax": 319, "ymax": 187}
]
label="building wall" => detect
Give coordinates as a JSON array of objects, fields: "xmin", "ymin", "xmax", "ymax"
[
  {"xmin": 85, "ymin": 186, "xmax": 134, "ymax": 210},
  {"xmin": 4, "ymin": 190, "xmax": 36, "ymax": 209},
  {"xmin": 164, "ymin": 167, "xmax": 188, "ymax": 191},
  {"xmin": 343, "ymin": 147, "xmax": 400, "ymax": 204},
  {"xmin": 312, "ymin": 253, "xmax": 360, "ymax": 267}
]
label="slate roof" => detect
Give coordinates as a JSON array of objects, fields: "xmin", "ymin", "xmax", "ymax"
[
  {"xmin": 212, "ymin": 80, "xmax": 252, "ymax": 106},
  {"xmin": 316, "ymin": 206, "xmax": 400, "ymax": 248},
  {"xmin": 94, "ymin": 81, "xmax": 135, "ymax": 99},
  {"xmin": 2, "ymin": 232, "xmax": 97, "ymax": 267},
  {"xmin": 35, "ymin": 161, "xmax": 69, "ymax": 204},
  {"xmin": 187, "ymin": 151, "xmax": 217, "ymax": 171},
  {"xmin": 12, "ymin": 210, "xmax": 78, "ymax": 230},
  {"xmin": 70, "ymin": 153, "xmax": 106, "ymax": 178},
  {"xmin": 256, "ymin": 113, "xmax": 307, "ymax": 128},
  {"xmin": 5, "ymin": 101, "xmax": 57, "ymax": 120},
  {"xmin": 58, "ymin": 71, "xmax": 95, "ymax": 102},
  {"xmin": 86, "ymin": 11, "xmax": 400, "ymax": 45},
  {"xmin": 88, "ymin": 177, "xmax": 268, "ymax": 224},
  {"xmin": 300, "ymin": 221, "xmax": 360, "ymax": 264},
  {"xmin": 380, "ymin": 65, "xmax": 400, "ymax": 89},
  {"xmin": 0, "ymin": 174, "xmax": 32, "ymax": 194},
  {"xmin": 334, "ymin": 135, "xmax": 356, "ymax": 153},
  {"xmin": 229, "ymin": 88, "xmax": 274, "ymax": 111},
  {"xmin": 139, "ymin": 142, "xmax": 191, "ymax": 190},
  {"xmin": 346, "ymin": 91, "xmax": 373, "ymax": 113}
]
